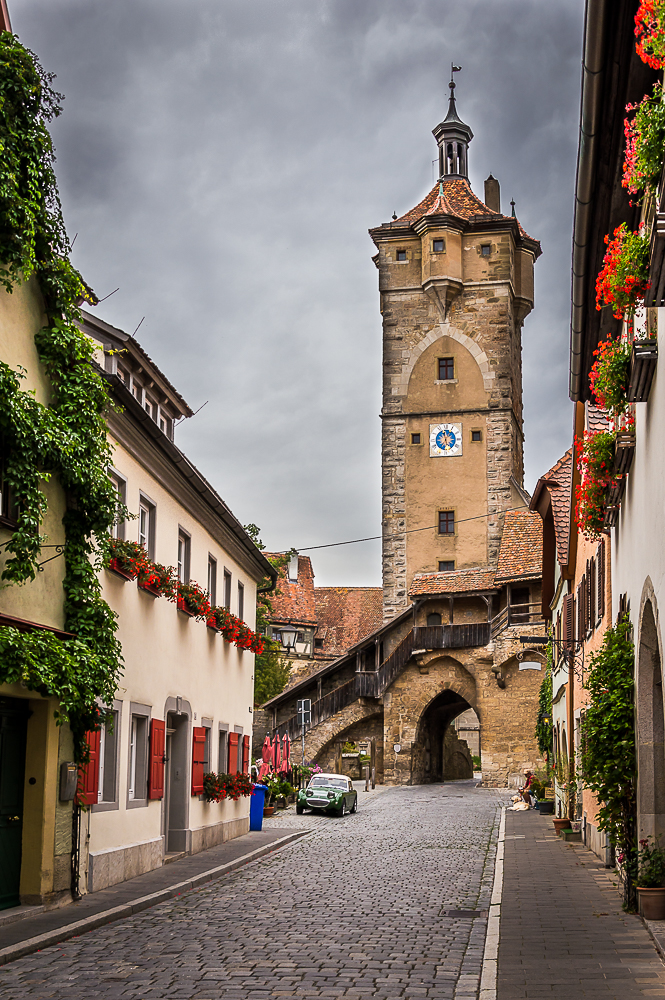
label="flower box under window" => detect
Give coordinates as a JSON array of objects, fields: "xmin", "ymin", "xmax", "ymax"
[
  {"xmin": 108, "ymin": 558, "xmax": 136, "ymax": 581},
  {"xmin": 627, "ymin": 340, "xmax": 658, "ymax": 403},
  {"xmin": 177, "ymin": 596, "xmax": 195, "ymax": 617},
  {"xmin": 614, "ymin": 433, "xmax": 636, "ymax": 477},
  {"xmin": 206, "ymin": 617, "xmax": 220, "ymax": 632},
  {"xmin": 138, "ymin": 579, "xmax": 161, "ymax": 597}
]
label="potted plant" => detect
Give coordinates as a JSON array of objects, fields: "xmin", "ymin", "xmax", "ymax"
[
  {"xmin": 107, "ymin": 538, "xmax": 147, "ymax": 581},
  {"xmin": 574, "ymin": 430, "xmax": 617, "ymax": 540},
  {"xmin": 553, "ymin": 816, "xmax": 571, "ymax": 835},
  {"xmin": 595, "ymin": 222, "xmax": 650, "ymax": 320},
  {"xmin": 176, "ymin": 580, "xmax": 210, "ymax": 619},
  {"xmin": 636, "ymin": 837, "xmax": 665, "ymax": 919},
  {"xmin": 589, "ymin": 337, "xmax": 631, "ymax": 414},
  {"xmin": 622, "ymin": 82, "xmax": 665, "ymax": 200}
]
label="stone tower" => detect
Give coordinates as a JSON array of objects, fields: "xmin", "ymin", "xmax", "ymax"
[{"xmin": 370, "ymin": 75, "xmax": 541, "ymax": 621}]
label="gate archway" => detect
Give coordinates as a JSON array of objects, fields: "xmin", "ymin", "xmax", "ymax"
[{"xmin": 413, "ymin": 689, "xmax": 474, "ymax": 783}]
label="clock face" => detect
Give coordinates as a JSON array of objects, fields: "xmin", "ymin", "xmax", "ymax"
[{"xmin": 430, "ymin": 423, "xmax": 462, "ymax": 457}]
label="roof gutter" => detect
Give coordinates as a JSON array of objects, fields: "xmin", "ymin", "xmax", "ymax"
[{"xmin": 570, "ymin": 0, "xmax": 610, "ymax": 401}]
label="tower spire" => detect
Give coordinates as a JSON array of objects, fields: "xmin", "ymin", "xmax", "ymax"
[{"xmin": 432, "ymin": 65, "xmax": 473, "ymax": 180}]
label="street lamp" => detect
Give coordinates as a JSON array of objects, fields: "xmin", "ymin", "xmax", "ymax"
[{"xmin": 280, "ymin": 625, "xmax": 298, "ymax": 653}]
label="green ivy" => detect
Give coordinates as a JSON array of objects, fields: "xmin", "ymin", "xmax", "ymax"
[
  {"xmin": 580, "ymin": 616, "xmax": 636, "ymax": 884},
  {"xmin": 244, "ymin": 524, "xmax": 293, "ymax": 705},
  {"xmin": 535, "ymin": 644, "xmax": 553, "ymax": 758},
  {"xmin": 0, "ymin": 33, "xmax": 124, "ymax": 758}
]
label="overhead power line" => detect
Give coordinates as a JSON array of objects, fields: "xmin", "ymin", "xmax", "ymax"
[{"xmin": 295, "ymin": 504, "xmax": 530, "ymax": 553}]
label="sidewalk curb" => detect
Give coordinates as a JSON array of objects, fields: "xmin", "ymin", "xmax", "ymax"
[
  {"xmin": 0, "ymin": 830, "xmax": 311, "ymax": 967},
  {"xmin": 479, "ymin": 805, "xmax": 505, "ymax": 1000}
]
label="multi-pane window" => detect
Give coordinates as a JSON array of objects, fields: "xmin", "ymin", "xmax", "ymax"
[
  {"xmin": 159, "ymin": 414, "xmax": 171, "ymax": 438},
  {"xmin": 138, "ymin": 497, "xmax": 155, "ymax": 558},
  {"xmin": 218, "ymin": 729, "xmax": 229, "ymax": 773},
  {"xmin": 208, "ymin": 556, "xmax": 217, "ymax": 606},
  {"xmin": 177, "ymin": 530, "xmax": 190, "ymax": 583},
  {"xmin": 237, "ymin": 582, "xmax": 244, "ymax": 621},
  {"xmin": 98, "ymin": 709, "xmax": 119, "ymax": 804},
  {"xmin": 438, "ymin": 510, "xmax": 455, "ymax": 535},
  {"xmin": 132, "ymin": 380, "xmax": 142, "ymax": 402},
  {"xmin": 128, "ymin": 715, "xmax": 148, "ymax": 801},
  {"xmin": 144, "ymin": 396, "xmax": 156, "ymax": 420},
  {"xmin": 224, "ymin": 570, "xmax": 232, "ymax": 610},
  {"xmin": 438, "ymin": 357, "xmax": 455, "ymax": 380},
  {"xmin": 203, "ymin": 726, "xmax": 211, "ymax": 774},
  {"xmin": 108, "ymin": 472, "xmax": 126, "ymax": 540},
  {"xmin": 438, "ymin": 560, "xmax": 455, "ymax": 572},
  {"xmin": 481, "ymin": 244, "xmax": 491, "ymax": 257}
]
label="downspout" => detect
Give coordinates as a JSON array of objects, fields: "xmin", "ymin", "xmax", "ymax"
[{"xmin": 570, "ymin": 0, "xmax": 610, "ymax": 400}]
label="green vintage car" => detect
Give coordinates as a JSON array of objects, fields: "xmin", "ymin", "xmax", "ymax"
[{"xmin": 296, "ymin": 773, "xmax": 358, "ymax": 817}]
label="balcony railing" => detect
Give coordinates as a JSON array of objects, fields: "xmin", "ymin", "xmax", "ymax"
[{"xmin": 490, "ymin": 601, "xmax": 545, "ymax": 639}]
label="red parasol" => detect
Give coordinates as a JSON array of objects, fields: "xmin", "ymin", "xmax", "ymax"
[
  {"xmin": 273, "ymin": 733, "xmax": 282, "ymax": 772},
  {"xmin": 258, "ymin": 734, "xmax": 272, "ymax": 780}
]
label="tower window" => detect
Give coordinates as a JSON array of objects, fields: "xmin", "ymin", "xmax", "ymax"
[
  {"xmin": 396, "ymin": 250, "xmax": 407, "ymax": 262},
  {"xmin": 438, "ymin": 560, "xmax": 455, "ymax": 572},
  {"xmin": 438, "ymin": 510, "xmax": 455, "ymax": 535},
  {"xmin": 481, "ymin": 244, "xmax": 491, "ymax": 257},
  {"xmin": 432, "ymin": 239, "xmax": 445, "ymax": 253},
  {"xmin": 471, "ymin": 430, "xmax": 482, "ymax": 442},
  {"xmin": 438, "ymin": 357, "xmax": 455, "ymax": 381},
  {"xmin": 411, "ymin": 433, "xmax": 421, "ymax": 445}
]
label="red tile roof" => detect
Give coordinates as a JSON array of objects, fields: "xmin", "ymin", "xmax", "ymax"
[
  {"xmin": 393, "ymin": 178, "xmax": 538, "ymax": 247},
  {"xmin": 495, "ymin": 510, "xmax": 543, "ymax": 582},
  {"xmin": 263, "ymin": 554, "xmax": 317, "ymax": 626},
  {"xmin": 409, "ymin": 567, "xmax": 496, "ymax": 597},
  {"xmin": 587, "ymin": 403, "xmax": 610, "ymax": 433},
  {"xmin": 535, "ymin": 449, "xmax": 573, "ymax": 566},
  {"xmin": 314, "ymin": 588, "xmax": 383, "ymax": 659}
]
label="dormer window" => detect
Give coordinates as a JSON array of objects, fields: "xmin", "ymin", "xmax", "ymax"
[
  {"xmin": 396, "ymin": 250, "xmax": 407, "ymax": 262},
  {"xmin": 132, "ymin": 381, "xmax": 142, "ymax": 401},
  {"xmin": 160, "ymin": 415, "xmax": 172, "ymax": 438}
]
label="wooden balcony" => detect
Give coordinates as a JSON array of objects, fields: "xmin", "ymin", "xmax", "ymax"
[
  {"xmin": 490, "ymin": 601, "xmax": 545, "ymax": 639},
  {"xmin": 627, "ymin": 340, "xmax": 658, "ymax": 403},
  {"xmin": 614, "ymin": 434, "xmax": 635, "ymax": 477}
]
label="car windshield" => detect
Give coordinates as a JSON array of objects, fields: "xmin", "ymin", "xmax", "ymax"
[{"xmin": 309, "ymin": 777, "xmax": 347, "ymax": 790}]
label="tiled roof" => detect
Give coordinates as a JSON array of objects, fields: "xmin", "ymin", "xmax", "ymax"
[
  {"xmin": 314, "ymin": 588, "xmax": 383, "ymax": 659},
  {"xmin": 587, "ymin": 403, "xmax": 610, "ymax": 433},
  {"xmin": 537, "ymin": 449, "xmax": 573, "ymax": 566},
  {"xmin": 393, "ymin": 178, "xmax": 539, "ymax": 247},
  {"xmin": 495, "ymin": 510, "xmax": 543, "ymax": 582},
  {"xmin": 263, "ymin": 554, "xmax": 317, "ymax": 626},
  {"xmin": 409, "ymin": 567, "xmax": 496, "ymax": 597}
]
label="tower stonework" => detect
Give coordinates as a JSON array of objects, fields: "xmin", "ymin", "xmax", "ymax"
[{"xmin": 370, "ymin": 82, "xmax": 541, "ymax": 621}]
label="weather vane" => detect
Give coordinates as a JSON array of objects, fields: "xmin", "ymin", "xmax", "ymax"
[{"xmin": 450, "ymin": 63, "xmax": 462, "ymax": 90}]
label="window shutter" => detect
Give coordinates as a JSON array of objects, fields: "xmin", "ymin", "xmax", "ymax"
[
  {"xmin": 576, "ymin": 583, "xmax": 583, "ymax": 643},
  {"xmin": 191, "ymin": 726, "xmax": 205, "ymax": 795},
  {"xmin": 148, "ymin": 719, "xmax": 165, "ymax": 800},
  {"xmin": 228, "ymin": 732, "xmax": 239, "ymax": 774},
  {"xmin": 242, "ymin": 735, "xmax": 250, "ymax": 774},
  {"xmin": 597, "ymin": 540, "xmax": 605, "ymax": 620},
  {"xmin": 563, "ymin": 593, "xmax": 574, "ymax": 650},
  {"xmin": 78, "ymin": 729, "xmax": 100, "ymax": 806},
  {"xmin": 588, "ymin": 558, "xmax": 596, "ymax": 631}
]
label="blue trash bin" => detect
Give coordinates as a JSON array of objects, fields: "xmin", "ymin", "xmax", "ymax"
[{"xmin": 249, "ymin": 783, "xmax": 268, "ymax": 831}]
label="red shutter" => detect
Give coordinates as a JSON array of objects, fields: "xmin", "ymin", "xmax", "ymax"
[
  {"xmin": 242, "ymin": 735, "xmax": 250, "ymax": 774},
  {"xmin": 588, "ymin": 558, "xmax": 596, "ymax": 631},
  {"xmin": 192, "ymin": 726, "xmax": 205, "ymax": 795},
  {"xmin": 78, "ymin": 729, "xmax": 100, "ymax": 806},
  {"xmin": 563, "ymin": 593, "xmax": 574, "ymax": 651},
  {"xmin": 228, "ymin": 731, "xmax": 239, "ymax": 774},
  {"xmin": 148, "ymin": 719, "xmax": 165, "ymax": 800}
]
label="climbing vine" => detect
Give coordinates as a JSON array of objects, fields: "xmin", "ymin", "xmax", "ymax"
[
  {"xmin": 0, "ymin": 33, "xmax": 124, "ymax": 757},
  {"xmin": 535, "ymin": 645, "xmax": 553, "ymax": 759},
  {"xmin": 580, "ymin": 617, "xmax": 636, "ymax": 882}
]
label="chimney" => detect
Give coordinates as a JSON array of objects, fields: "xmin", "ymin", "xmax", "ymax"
[
  {"xmin": 288, "ymin": 552, "xmax": 299, "ymax": 583},
  {"xmin": 484, "ymin": 174, "xmax": 500, "ymax": 214}
]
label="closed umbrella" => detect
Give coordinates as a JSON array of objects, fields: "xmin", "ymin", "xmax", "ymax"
[
  {"xmin": 273, "ymin": 733, "xmax": 282, "ymax": 772},
  {"xmin": 280, "ymin": 733, "xmax": 290, "ymax": 774},
  {"xmin": 258, "ymin": 734, "xmax": 272, "ymax": 779}
]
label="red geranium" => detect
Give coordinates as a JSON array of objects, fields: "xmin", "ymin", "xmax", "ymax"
[
  {"xmin": 595, "ymin": 223, "xmax": 650, "ymax": 319},
  {"xmin": 635, "ymin": 0, "xmax": 665, "ymax": 69}
]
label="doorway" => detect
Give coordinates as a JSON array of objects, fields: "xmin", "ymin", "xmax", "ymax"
[
  {"xmin": 164, "ymin": 712, "xmax": 189, "ymax": 854},
  {"xmin": 637, "ymin": 599, "xmax": 665, "ymax": 841},
  {"xmin": 416, "ymin": 690, "xmax": 474, "ymax": 783},
  {"xmin": 0, "ymin": 697, "xmax": 28, "ymax": 910}
]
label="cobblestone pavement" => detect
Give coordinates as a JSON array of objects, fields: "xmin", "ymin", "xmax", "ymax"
[{"xmin": 0, "ymin": 781, "xmax": 506, "ymax": 999}]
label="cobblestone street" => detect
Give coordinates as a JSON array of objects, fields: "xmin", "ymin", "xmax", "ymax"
[{"xmin": 0, "ymin": 781, "xmax": 505, "ymax": 999}]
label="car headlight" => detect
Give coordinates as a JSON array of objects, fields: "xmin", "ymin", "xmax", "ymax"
[{"xmin": 327, "ymin": 791, "xmax": 336, "ymax": 799}]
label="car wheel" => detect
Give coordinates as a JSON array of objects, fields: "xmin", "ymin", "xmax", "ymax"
[
  {"xmin": 351, "ymin": 796, "xmax": 357, "ymax": 813},
  {"xmin": 337, "ymin": 801, "xmax": 347, "ymax": 817},
  {"xmin": 296, "ymin": 805, "xmax": 304, "ymax": 815}
]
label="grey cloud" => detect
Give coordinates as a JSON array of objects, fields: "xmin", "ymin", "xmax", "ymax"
[{"xmin": 11, "ymin": 0, "xmax": 583, "ymax": 585}]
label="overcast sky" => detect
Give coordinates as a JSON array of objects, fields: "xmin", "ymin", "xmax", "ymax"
[{"xmin": 11, "ymin": 0, "xmax": 584, "ymax": 586}]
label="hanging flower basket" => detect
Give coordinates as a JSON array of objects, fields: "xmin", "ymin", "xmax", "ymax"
[
  {"xmin": 574, "ymin": 430, "xmax": 617, "ymax": 540},
  {"xmin": 623, "ymin": 83, "xmax": 665, "ymax": 199},
  {"xmin": 635, "ymin": 1, "xmax": 665, "ymax": 69},
  {"xmin": 596, "ymin": 223, "xmax": 651, "ymax": 319},
  {"xmin": 589, "ymin": 337, "xmax": 631, "ymax": 413}
]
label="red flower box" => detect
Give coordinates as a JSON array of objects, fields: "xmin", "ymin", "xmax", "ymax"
[
  {"xmin": 108, "ymin": 557, "xmax": 136, "ymax": 581},
  {"xmin": 206, "ymin": 617, "xmax": 220, "ymax": 632},
  {"xmin": 138, "ymin": 579, "xmax": 161, "ymax": 597},
  {"xmin": 178, "ymin": 596, "xmax": 195, "ymax": 617}
]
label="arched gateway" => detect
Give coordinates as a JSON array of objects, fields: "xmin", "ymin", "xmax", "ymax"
[{"xmin": 262, "ymin": 76, "xmax": 546, "ymax": 788}]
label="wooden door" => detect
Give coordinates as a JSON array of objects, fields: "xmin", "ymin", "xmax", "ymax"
[{"xmin": 0, "ymin": 698, "xmax": 28, "ymax": 910}]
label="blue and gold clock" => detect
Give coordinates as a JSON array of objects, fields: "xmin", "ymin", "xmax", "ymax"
[{"xmin": 429, "ymin": 423, "xmax": 463, "ymax": 457}]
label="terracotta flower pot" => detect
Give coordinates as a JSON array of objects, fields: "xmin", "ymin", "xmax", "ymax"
[
  {"xmin": 263, "ymin": 805, "xmax": 275, "ymax": 817},
  {"xmin": 638, "ymin": 886, "xmax": 665, "ymax": 920},
  {"xmin": 553, "ymin": 817, "xmax": 570, "ymax": 835}
]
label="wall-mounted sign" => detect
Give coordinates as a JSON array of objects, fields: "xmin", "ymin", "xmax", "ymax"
[{"xmin": 393, "ymin": 743, "xmax": 402, "ymax": 753}]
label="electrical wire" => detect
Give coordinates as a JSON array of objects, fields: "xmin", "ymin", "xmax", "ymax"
[{"xmin": 295, "ymin": 503, "xmax": 530, "ymax": 553}]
